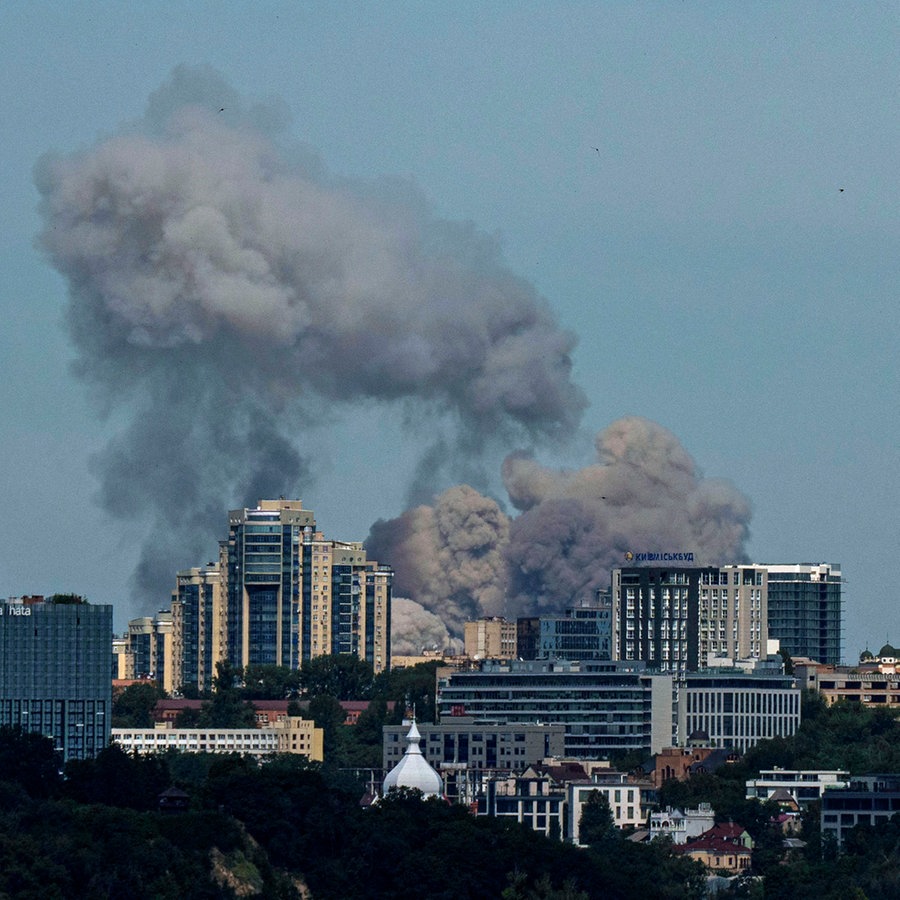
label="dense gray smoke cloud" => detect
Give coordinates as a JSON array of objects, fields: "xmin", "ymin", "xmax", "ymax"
[
  {"xmin": 503, "ymin": 416, "xmax": 752, "ymax": 615},
  {"xmin": 369, "ymin": 417, "xmax": 752, "ymax": 636},
  {"xmin": 368, "ymin": 485, "xmax": 510, "ymax": 637},
  {"xmin": 35, "ymin": 65, "xmax": 584, "ymax": 610},
  {"xmin": 390, "ymin": 598, "xmax": 456, "ymax": 655}
]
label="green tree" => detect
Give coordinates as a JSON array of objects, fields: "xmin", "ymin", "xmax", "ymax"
[
  {"xmin": 578, "ymin": 791, "xmax": 616, "ymax": 847},
  {"xmin": 0, "ymin": 726, "xmax": 62, "ymax": 798},
  {"xmin": 47, "ymin": 593, "xmax": 86, "ymax": 604},
  {"xmin": 242, "ymin": 664, "xmax": 303, "ymax": 700},
  {"xmin": 307, "ymin": 693, "xmax": 347, "ymax": 762},
  {"xmin": 198, "ymin": 660, "xmax": 256, "ymax": 728},
  {"xmin": 174, "ymin": 705, "xmax": 203, "ymax": 727},
  {"xmin": 373, "ymin": 660, "xmax": 440, "ymax": 722},
  {"xmin": 503, "ymin": 871, "xmax": 589, "ymax": 900},
  {"xmin": 63, "ymin": 744, "xmax": 170, "ymax": 810},
  {"xmin": 112, "ymin": 682, "xmax": 166, "ymax": 728},
  {"xmin": 342, "ymin": 696, "xmax": 389, "ymax": 767},
  {"xmin": 301, "ymin": 654, "xmax": 374, "ymax": 700}
]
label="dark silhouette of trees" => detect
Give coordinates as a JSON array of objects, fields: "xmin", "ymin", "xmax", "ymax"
[
  {"xmin": 0, "ymin": 726, "xmax": 61, "ymax": 798},
  {"xmin": 578, "ymin": 790, "xmax": 616, "ymax": 847},
  {"xmin": 301, "ymin": 653, "xmax": 375, "ymax": 700},
  {"xmin": 112, "ymin": 681, "xmax": 166, "ymax": 727}
]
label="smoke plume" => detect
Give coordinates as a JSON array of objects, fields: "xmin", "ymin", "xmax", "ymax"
[
  {"xmin": 390, "ymin": 598, "xmax": 456, "ymax": 655},
  {"xmin": 35, "ymin": 66, "xmax": 585, "ymax": 609},
  {"xmin": 367, "ymin": 485, "xmax": 510, "ymax": 637},
  {"xmin": 503, "ymin": 416, "xmax": 751, "ymax": 615},
  {"xmin": 369, "ymin": 417, "xmax": 752, "ymax": 636}
]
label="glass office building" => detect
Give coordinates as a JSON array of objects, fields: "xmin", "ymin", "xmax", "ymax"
[
  {"xmin": 765, "ymin": 564, "xmax": 842, "ymax": 665},
  {"xmin": 0, "ymin": 597, "xmax": 112, "ymax": 761},
  {"xmin": 437, "ymin": 659, "xmax": 674, "ymax": 758}
]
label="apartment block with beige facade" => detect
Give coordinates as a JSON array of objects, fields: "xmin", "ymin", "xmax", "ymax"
[
  {"xmin": 172, "ymin": 560, "xmax": 227, "ymax": 694},
  {"xmin": 611, "ymin": 565, "xmax": 768, "ymax": 674},
  {"xmin": 115, "ymin": 499, "xmax": 393, "ymax": 688},
  {"xmin": 464, "ymin": 616, "xmax": 517, "ymax": 660}
]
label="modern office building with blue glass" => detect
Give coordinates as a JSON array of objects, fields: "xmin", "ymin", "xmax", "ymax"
[
  {"xmin": 764, "ymin": 563, "xmax": 842, "ymax": 665},
  {"xmin": 0, "ymin": 597, "xmax": 112, "ymax": 761},
  {"xmin": 437, "ymin": 659, "xmax": 674, "ymax": 758}
]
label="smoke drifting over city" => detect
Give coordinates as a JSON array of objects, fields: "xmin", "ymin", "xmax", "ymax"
[
  {"xmin": 36, "ymin": 67, "xmax": 752, "ymax": 646},
  {"xmin": 368, "ymin": 417, "xmax": 752, "ymax": 649},
  {"xmin": 35, "ymin": 65, "xmax": 584, "ymax": 609}
]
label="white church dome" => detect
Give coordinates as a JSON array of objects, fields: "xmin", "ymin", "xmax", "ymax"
[{"xmin": 381, "ymin": 721, "xmax": 443, "ymax": 798}]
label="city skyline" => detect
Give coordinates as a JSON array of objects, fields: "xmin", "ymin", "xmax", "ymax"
[{"xmin": 2, "ymin": 4, "xmax": 897, "ymax": 662}]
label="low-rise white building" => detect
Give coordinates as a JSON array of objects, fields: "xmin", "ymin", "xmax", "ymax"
[
  {"xmin": 746, "ymin": 768, "xmax": 849, "ymax": 808},
  {"xmin": 649, "ymin": 804, "xmax": 716, "ymax": 844},
  {"xmin": 112, "ymin": 716, "xmax": 323, "ymax": 760}
]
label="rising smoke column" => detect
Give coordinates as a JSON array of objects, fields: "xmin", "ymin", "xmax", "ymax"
[
  {"xmin": 390, "ymin": 598, "xmax": 456, "ymax": 655},
  {"xmin": 502, "ymin": 416, "xmax": 752, "ymax": 615},
  {"xmin": 370, "ymin": 417, "xmax": 751, "ymax": 636},
  {"xmin": 35, "ymin": 65, "xmax": 585, "ymax": 608},
  {"xmin": 367, "ymin": 485, "xmax": 511, "ymax": 638}
]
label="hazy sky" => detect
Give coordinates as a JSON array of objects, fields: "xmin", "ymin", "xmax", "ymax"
[{"xmin": 2, "ymin": 2, "xmax": 897, "ymax": 659}]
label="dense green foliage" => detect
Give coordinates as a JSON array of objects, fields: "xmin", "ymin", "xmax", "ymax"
[
  {"xmin": 578, "ymin": 790, "xmax": 616, "ymax": 847},
  {"xmin": 5, "ymin": 694, "xmax": 900, "ymax": 897},
  {"xmin": 0, "ymin": 727, "xmax": 706, "ymax": 899},
  {"xmin": 112, "ymin": 681, "xmax": 167, "ymax": 727},
  {"xmin": 47, "ymin": 592, "xmax": 87, "ymax": 604},
  {"xmin": 657, "ymin": 697, "xmax": 900, "ymax": 895}
]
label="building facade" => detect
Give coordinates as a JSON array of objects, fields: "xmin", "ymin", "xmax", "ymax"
[
  {"xmin": 764, "ymin": 564, "xmax": 842, "ymax": 665},
  {"xmin": 112, "ymin": 716, "xmax": 323, "ymax": 760},
  {"xmin": 517, "ymin": 597, "xmax": 612, "ymax": 663},
  {"xmin": 745, "ymin": 769, "xmax": 849, "ymax": 808},
  {"xmin": 611, "ymin": 565, "xmax": 768, "ymax": 675},
  {"xmin": 127, "ymin": 611, "xmax": 176, "ymax": 693},
  {"xmin": 437, "ymin": 660, "xmax": 674, "ymax": 758},
  {"xmin": 649, "ymin": 804, "xmax": 716, "ymax": 843},
  {"xmin": 794, "ymin": 662, "xmax": 900, "ymax": 707},
  {"xmin": 0, "ymin": 597, "xmax": 112, "ymax": 761},
  {"xmin": 464, "ymin": 617, "xmax": 517, "ymax": 660},
  {"xmin": 227, "ymin": 499, "xmax": 391, "ymax": 672},
  {"xmin": 480, "ymin": 771, "xmax": 567, "ymax": 839},
  {"xmin": 820, "ymin": 775, "xmax": 900, "ymax": 847},
  {"xmin": 679, "ymin": 671, "xmax": 801, "ymax": 752},
  {"xmin": 227, "ymin": 499, "xmax": 313, "ymax": 669},
  {"xmin": 383, "ymin": 719, "xmax": 566, "ymax": 772},
  {"xmin": 568, "ymin": 777, "xmax": 645, "ymax": 842},
  {"xmin": 301, "ymin": 530, "xmax": 391, "ymax": 671},
  {"xmin": 172, "ymin": 561, "xmax": 227, "ymax": 693}
]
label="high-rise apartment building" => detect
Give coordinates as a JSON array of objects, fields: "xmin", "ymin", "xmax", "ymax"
[
  {"xmin": 128, "ymin": 610, "xmax": 176, "ymax": 693},
  {"xmin": 116, "ymin": 499, "xmax": 393, "ymax": 685},
  {"xmin": 172, "ymin": 561, "xmax": 227, "ymax": 693},
  {"xmin": 764, "ymin": 564, "xmax": 842, "ymax": 665},
  {"xmin": 227, "ymin": 499, "xmax": 313, "ymax": 670},
  {"xmin": 0, "ymin": 596, "xmax": 112, "ymax": 761},
  {"xmin": 227, "ymin": 499, "xmax": 391, "ymax": 672},
  {"xmin": 611, "ymin": 566, "xmax": 768, "ymax": 674},
  {"xmin": 301, "ymin": 529, "xmax": 391, "ymax": 671}
]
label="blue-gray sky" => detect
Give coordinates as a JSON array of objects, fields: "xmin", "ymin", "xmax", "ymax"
[{"xmin": 2, "ymin": 2, "xmax": 897, "ymax": 658}]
